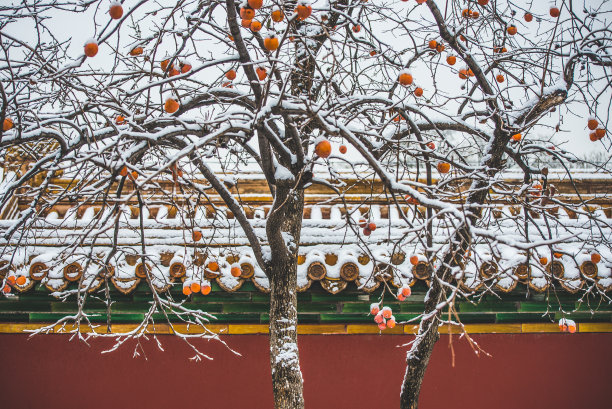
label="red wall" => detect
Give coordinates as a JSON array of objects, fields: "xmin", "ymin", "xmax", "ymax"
[{"xmin": 0, "ymin": 333, "xmax": 610, "ymax": 409}]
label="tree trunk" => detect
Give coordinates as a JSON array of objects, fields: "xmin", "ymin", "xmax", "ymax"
[
  {"xmin": 399, "ymin": 128, "xmax": 512, "ymax": 408},
  {"xmin": 399, "ymin": 240, "xmax": 459, "ymax": 408},
  {"xmin": 400, "ymin": 322, "xmax": 439, "ymax": 409},
  {"xmin": 267, "ymin": 185, "xmax": 305, "ymax": 409},
  {"xmin": 269, "ymin": 256, "xmax": 304, "ymax": 409}
]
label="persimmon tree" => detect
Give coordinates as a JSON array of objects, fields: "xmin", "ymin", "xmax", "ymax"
[{"xmin": 1, "ymin": 1, "xmax": 611, "ymax": 409}]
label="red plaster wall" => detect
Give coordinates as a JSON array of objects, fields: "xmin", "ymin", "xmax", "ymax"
[{"xmin": 0, "ymin": 333, "xmax": 610, "ymax": 409}]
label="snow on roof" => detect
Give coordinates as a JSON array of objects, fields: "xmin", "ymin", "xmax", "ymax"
[{"xmin": 1, "ymin": 200, "xmax": 610, "ymax": 296}]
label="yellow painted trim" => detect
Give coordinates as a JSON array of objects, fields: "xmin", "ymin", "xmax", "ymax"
[
  {"xmin": 228, "ymin": 324, "xmax": 268, "ymax": 335},
  {"xmin": 171, "ymin": 324, "xmax": 228, "ymax": 334},
  {"xmin": 346, "ymin": 324, "xmax": 404, "ymax": 334},
  {"xmin": 0, "ymin": 323, "xmax": 49, "ymax": 333},
  {"xmin": 578, "ymin": 323, "xmax": 612, "ymax": 333},
  {"xmin": 346, "ymin": 324, "xmax": 381, "ymax": 334},
  {"xmin": 404, "ymin": 325, "xmax": 419, "ymax": 334},
  {"xmin": 1, "ymin": 322, "xmax": 612, "ymax": 335},
  {"xmin": 465, "ymin": 324, "xmax": 522, "ymax": 334},
  {"xmin": 439, "ymin": 324, "xmax": 522, "ymax": 334},
  {"xmin": 521, "ymin": 323, "xmax": 560, "ymax": 333},
  {"xmin": 0, "ymin": 323, "xmax": 229, "ymax": 335},
  {"xmin": 298, "ymin": 324, "xmax": 346, "ymax": 334}
]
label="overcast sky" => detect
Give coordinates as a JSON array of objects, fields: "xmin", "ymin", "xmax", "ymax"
[{"xmin": 3, "ymin": 0, "xmax": 610, "ymax": 163}]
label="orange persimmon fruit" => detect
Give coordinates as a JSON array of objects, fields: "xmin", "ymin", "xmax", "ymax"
[
  {"xmin": 240, "ymin": 7, "xmax": 255, "ymax": 20},
  {"xmin": 161, "ymin": 59, "xmax": 173, "ymax": 72},
  {"xmin": 164, "ymin": 98, "xmax": 179, "ymax": 113},
  {"xmin": 256, "ymin": 66, "xmax": 267, "ymax": 81},
  {"xmin": 315, "ymin": 140, "xmax": 332, "ymax": 158},
  {"xmin": 3, "ymin": 118, "xmax": 14, "ymax": 131},
  {"xmin": 398, "ymin": 72, "xmax": 413, "ymax": 86},
  {"xmin": 550, "ymin": 7, "xmax": 560, "ymax": 18},
  {"xmin": 109, "ymin": 3, "xmax": 123, "ymax": 19},
  {"xmin": 248, "ymin": 0, "xmax": 263, "ymax": 9},
  {"xmin": 84, "ymin": 41, "xmax": 98, "ymax": 57},
  {"xmin": 129, "ymin": 47, "xmax": 143, "ymax": 56},
  {"xmin": 263, "ymin": 35, "xmax": 279, "ymax": 51},
  {"xmin": 271, "ymin": 9, "xmax": 284, "ymax": 22},
  {"xmin": 295, "ymin": 4, "xmax": 312, "ymax": 20},
  {"xmin": 180, "ymin": 62, "xmax": 192, "ymax": 73},
  {"xmin": 437, "ymin": 162, "xmax": 451, "ymax": 173},
  {"xmin": 231, "ymin": 267, "xmax": 242, "ymax": 277}
]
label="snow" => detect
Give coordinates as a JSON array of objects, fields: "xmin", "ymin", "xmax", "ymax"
[
  {"xmin": 1, "ymin": 189, "xmax": 607, "ymax": 296},
  {"xmin": 274, "ymin": 164, "xmax": 294, "ymax": 182},
  {"xmin": 274, "ymin": 340, "xmax": 299, "ymax": 369},
  {"xmin": 1, "ymin": 4, "xmax": 611, "ymax": 298}
]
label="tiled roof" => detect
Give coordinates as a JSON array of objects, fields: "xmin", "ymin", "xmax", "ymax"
[
  {"xmin": 0, "ymin": 209, "xmax": 610, "ymax": 295},
  {"xmin": 1, "ymin": 174, "xmax": 610, "ymax": 296}
]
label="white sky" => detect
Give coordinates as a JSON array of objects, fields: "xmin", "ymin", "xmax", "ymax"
[{"xmin": 3, "ymin": 0, "xmax": 611, "ymax": 162}]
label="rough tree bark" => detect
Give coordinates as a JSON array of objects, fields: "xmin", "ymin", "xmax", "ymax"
[
  {"xmin": 399, "ymin": 225, "xmax": 470, "ymax": 409},
  {"xmin": 400, "ymin": 102, "xmax": 569, "ymax": 409},
  {"xmin": 399, "ymin": 141, "xmax": 509, "ymax": 406},
  {"xmin": 397, "ymin": 0, "xmax": 579, "ymax": 405},
  {"xmin": 267, "ymin": 183, "xmax": 306, "ymax": 409}
]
